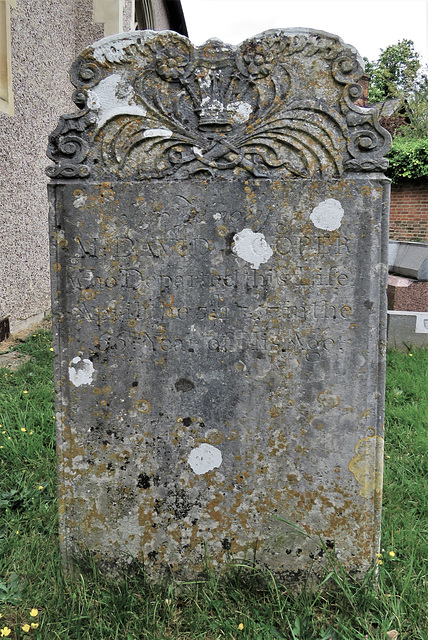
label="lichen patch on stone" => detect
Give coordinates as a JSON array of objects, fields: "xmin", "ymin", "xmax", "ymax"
[
  {"xmin": 143, "ymin": 128, "xmax": 173, "ymax": 139},
  {"xmin": 348, "ymin": 435, "xmax": 384, "ymax": 499},
  {"xmin": 310, "ymin": 199, "xmax": 344, "ymax": 231},
  {"xmin": 232, "ymin": 228, "xmax": 273, "ymax": 269},
  {"xmin": 188, "ymin": 444, "xmax": 222, "ymax": 475},
  {"xmin": 73, "ymin": 193, "xmax": 87, "ymax": 208},
  {"xmin": 226, "ymin": 101, "xmax": 253, "ymax": 123},
  {"xmin": 69, "ymin": 357, "xmax": 94, "ymax": 387},
  {"xmin": 87, "ymin": 74, "xmax": 147, "ymax": 129}
]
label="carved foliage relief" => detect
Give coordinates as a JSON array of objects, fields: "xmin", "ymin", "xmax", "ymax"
[{"xmin": 46, "ymin": 29, "xmax": 392, "ymax": 180}]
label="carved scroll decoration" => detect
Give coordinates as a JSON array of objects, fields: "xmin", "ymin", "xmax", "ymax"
[{"xmin": 46, "ymin": 29, "xmax": 392, "ymax": 180}]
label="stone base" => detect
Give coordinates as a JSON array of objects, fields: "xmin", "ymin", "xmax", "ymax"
[
  {"xmin": 11, "ymin": 309, "xmax": 51, "ymax": 336},
  {"xmin": 387, "ymin": 311, "xmax": 428, "ymax": 350}
]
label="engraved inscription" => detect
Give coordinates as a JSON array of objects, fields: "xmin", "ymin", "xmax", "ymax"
[{"xmin": 55, "ymin": 182, "xmax": 369, "ymax": 368}]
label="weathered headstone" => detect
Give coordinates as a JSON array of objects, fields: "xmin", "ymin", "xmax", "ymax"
[{"xmin": 47, "ymin": 28, "xmax": 391, "ymax": 581}]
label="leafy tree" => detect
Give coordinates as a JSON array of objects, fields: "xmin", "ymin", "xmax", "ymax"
[
  {"xmin": 364, "ymin": 39, "xmax": 423, "ymax": 103},
  {"xmin": 364, "ymin": 40, "xmax": 428, "ymax": 179}
]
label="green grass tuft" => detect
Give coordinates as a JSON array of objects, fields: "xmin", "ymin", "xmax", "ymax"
[{"xmin": 0, "ymin": 333, "xmax": 427, "ymax": 639}]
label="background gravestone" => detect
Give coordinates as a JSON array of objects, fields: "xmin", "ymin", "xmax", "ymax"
[{"xmin": 47, "ymin": 28, "xmax": 391, "ymax": 580}]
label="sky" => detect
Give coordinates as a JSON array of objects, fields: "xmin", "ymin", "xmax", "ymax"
[{"xmin": 180, "ymin": 0, "xmax": 428, "ymax": 64}]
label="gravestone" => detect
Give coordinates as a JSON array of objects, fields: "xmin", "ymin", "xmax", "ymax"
[{"xmin": 47, "ymin": 28, "xmax": 391, "ymax": 581}]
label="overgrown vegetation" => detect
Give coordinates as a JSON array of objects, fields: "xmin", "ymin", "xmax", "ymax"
[
  {"xmin": 386, "ymin": 137, "xmax": 428, "ymax": 182},
  {"xmin": 0, "ymin": 331, "xmax": 427, "ymax": 639},
  {"xmin": 364, "ymin": 39, "xmax": 428, "ymax": 182}
]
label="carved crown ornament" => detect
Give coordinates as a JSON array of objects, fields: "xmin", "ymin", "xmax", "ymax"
[{"xmin": 46, "ymin": 28, "xmax": 392, "ymax": 181}]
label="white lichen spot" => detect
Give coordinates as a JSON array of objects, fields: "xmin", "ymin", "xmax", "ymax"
[
  {"xmin": 193, "ymin": 146, "xmax": 203, "ymax": 157},
  {"xmin": 188, "ymin": 444, "xmax": 222, "ymax": 475},
  {"xmin": 310, "ymin": 199, "xmax": 344, "ymax": 231},
  {"xmin": 86, "ymin": 74, "xmax": 147, "ymax": 129},
  {"xmin": 199, "ymin": 73, "xmax": 212, "ymax": 89},
  {"xmin": 213, "ymin": 212, "xmax": 222, "ymax": 220},
  {"xmin": 233, "ymin": 228, "xmax": 273, "ymax": 269},
  {"xmin": 86, "ymin": 92, "xmax": 100, "ymax": 111},
  {"xmin": 73, "ymin": 194, "xmax": 87, "ymax": 208},
  {"xmin": 92, "ymin": 36, "xmax": 136, "ymax": 63},
  {"xmin": 69, "ymin": 357, "xmax": 94, "ymax": 387},
  {"xmin": 201, "ymin": 98, "xmax": 224, "ymax": 117},
  {"xmin": 227, "ymin": 101, "xmax": 253, "ymax": 123},
  {"xmin": 143, "ymin": 128, "xmax": 173, "ymax": 138}
]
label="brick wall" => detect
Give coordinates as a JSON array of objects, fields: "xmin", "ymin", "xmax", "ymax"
[{"xmin": 390, "ymin": 180, "xmax": 428, "ymax": 242}]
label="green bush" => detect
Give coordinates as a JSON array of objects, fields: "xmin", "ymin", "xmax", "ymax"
[{"xmin": 386, "ymin": 137, "xmax": 428, "ymax": 183}]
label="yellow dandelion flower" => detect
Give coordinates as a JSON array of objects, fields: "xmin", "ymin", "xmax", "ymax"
[
  {"xmin": 29, "ymin": 431, "xmax": 33, "ymax": 435},
  {"xmin": 22, "ymin": 624, "xmax": 31, "ymax": 632},
  {"xmin": 21, "ymin": 428, "xmax": 27, "ymax": 432},
  {"xmin": 0, "ymin": 614, "xmax": 2, "ymax": 618},
  {"xmin": 238, "ymin": 623, "xmax": 244, "ymax": 631},
  {"xmin": 38, "ymin": 486, "xmax": 44, "ymax": 491},
  {"xmin": 0, "ymin": 446, "xmax": 3, "ymax": 449},
  {"xmin": 30, "ymin": 623, "xmax": 39, "ymax": 629},
  {"xmin": 7, "ymin": 437, "xmax": 11, "ymax": 440},
  {"xmin": 2, "ymin": 431, "xmax": 5, "ymax": 434},
  {"xmin": 377, "ymin": 559, "xmax": 383, "ymax": 565},
  {"xmin": 389, "ymin": 551, "xmax": 396, "ymax": 557},
  {"xmin": 30, "ymin": 609, "xmax": 38, "ymax": 617},
  {"xmin": 23, "ymin": 390, "xmax": 28, "ymax": 394},
  {"xmin": 409, "ymin": 353, "xmax": 413, "ymax": 356},
  {"xmin": 376, "ymin": 553, "xmax": 382, "ymax": 559},
  {"xmin": 1, "ymin": 627, "xmax": 12, "ymax": 637}
]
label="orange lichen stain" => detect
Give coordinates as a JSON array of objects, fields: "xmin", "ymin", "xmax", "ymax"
[
  {"xmin": 300, "ymin": 222, "xmax": 313, "ymax": 236},
  {"xmin": 228, "ymin": 493, "xmax": 243, "ymax": 516},
  {"xmin": 82, "ymin": 288, "xmax": 96, "ymax": 301},
  {"xmin": 135, "ymin": 399, "xmax": 151, "ymax": 413},
  {"xmin": 94, "ymin": 463, "xmax": 109, "ymax": 478},
  {"xmin": 237, "ymin": 512, "xmax": 248, "ymax": 528},
  {"xmin": 207, "ymin": 493, "xmax": 225, "ymax": 523},
  {"xmin": 295, "ymin": 445, "xmax": 309, "ymax": 455},
  {"xmin": 317, "ymin": 390, "xmax": 341, "ymax": 408},
  {"xmin": 80, "ymin": 503, "xmax": 108, "ymax": 536},
  {"xmin": 60, "ymin": 429, "xmax": 86, "ymax": 470},
  {"xmin": 348, "ymin": 435, "xmax": 384, "ymax": 500}
]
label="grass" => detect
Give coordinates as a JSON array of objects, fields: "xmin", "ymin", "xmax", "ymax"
[{"xmin": 0, "ymin": 331, "xmax": 427, "ymax": 639}]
